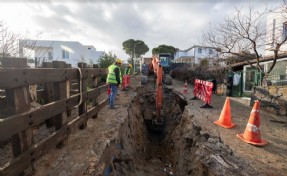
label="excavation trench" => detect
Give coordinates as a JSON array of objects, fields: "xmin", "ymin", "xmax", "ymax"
[
  {"xmin": 108, "ymin": 86, "xmax": 257, "ymax": 176},
  {"xmin": 111, "ymin": 86, "xmax": 186, "ymax": 176}
]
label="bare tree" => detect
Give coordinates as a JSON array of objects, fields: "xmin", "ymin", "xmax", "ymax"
[
  {"xmin": 0, "ymin": 20, "xmax": 51, "ymax": 67},
  {"xmin": 0, "ymin": 20, "xmax": 20, "ymax": 57},
  {"xmin": 202, "ymin": 4, "xmax": 287, "ymax": 84}
]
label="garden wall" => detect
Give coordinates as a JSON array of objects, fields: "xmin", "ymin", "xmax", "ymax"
[{"xmin": 252, "ymin": 86, "xmax": 287, "ymax": 117}]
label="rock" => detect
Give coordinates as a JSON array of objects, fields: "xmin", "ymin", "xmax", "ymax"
[
  {"xmin": 207, "ymin": 137, "xmax": 218, "ymax": 144},
  {"xmin": 216, "ymin": 142, "xmax": 224, "ymax": 149},
  {"xmin": 58, "ymin": 170, "xmax": 68, "ymax": 176},
  {"xmin": 199, "ymin": 131, "xmax": 209, "ymax": 140},
  {"xmin": 227, "ymin": 148, "xmax": 233, "ymax": 155},
  {"xmin": 150, "ymin": 158, "xmax": 162, "ymax": 165},
  {"xmin": 204, "ymin": 142, "xmax": 221, "ymax": 152},
  {"xmin": 139, "ymin": 98, "xmax": 144, "ymax": 104}
]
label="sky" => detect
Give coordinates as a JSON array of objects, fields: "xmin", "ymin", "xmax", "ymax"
[{"xmin": 0, "ymin": 0, "xmax": 283, "ymax": 62}]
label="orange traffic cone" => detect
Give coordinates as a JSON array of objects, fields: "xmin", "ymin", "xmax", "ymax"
[
  {"xmin": 182, "ymin": 80, "xmax": 188, "ymax": 94},
  {"xmin": 213, "ymin": 97, "xmax": 236, "ymax": 128},
  {"xmin": 236, "ymin": 100, "xmax": 267, "ymax": 146}
]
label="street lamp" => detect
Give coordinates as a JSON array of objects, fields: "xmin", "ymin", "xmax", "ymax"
[{"xmin": 133, "ymin": 41, "xmax": 142, "ymax": 73}]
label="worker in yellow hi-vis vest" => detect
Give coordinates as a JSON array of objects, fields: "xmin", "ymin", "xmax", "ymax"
[
  {"xmin": 124, "ymin": 64, "xmax": 132, "ymax": 75},
  {"xmin": 106, "ymin": 59, "xmax": 122, "ymax": 109},
  {"xmin": 122, "ymin": 64, "xmax": 132, "ymax": 90}
]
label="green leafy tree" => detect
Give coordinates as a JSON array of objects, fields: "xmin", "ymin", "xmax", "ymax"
[
  {"xmin": 122, "ymin": 39, "xmax": 149, "ymax": 69},
  {"xmin": 98, "ymin": 51, "xmax": 117, "ymax": 68},
  {"xmin": 122, "ymin": 39, "xmax": 149, "ymax": 58},
  {"xmin": 152, "ymin": 45, "xmax": 176, "ymax": 56}
]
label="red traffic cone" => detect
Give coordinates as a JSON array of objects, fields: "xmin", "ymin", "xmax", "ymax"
[
  {"xmin": 213, "ymin": 97, "xmax": 236, "ymax": 128},
  {"xmin": 182, "ymin": 80, "xmax": 188, "ymax": 94},
  {"xmin": 236, "ymin": 100, "xmax": 267, "ymax": 146}
]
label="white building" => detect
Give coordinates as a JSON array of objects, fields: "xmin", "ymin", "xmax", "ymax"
[
  {"xmin": 265, "ymin": 9, "xmax": 287, "ymax": 57},
  {"xmin": 174, "ymin": 45, "xmax": 220, "ymax": 65},
  {"xmin": 19, "ymin": 39, "xmax": 104, "ymax": 67}
]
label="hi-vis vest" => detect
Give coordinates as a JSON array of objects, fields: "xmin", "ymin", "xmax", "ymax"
[
  {"xmin": 124, "ymin": 68, "xmax": 131, "ymax": 75},
  {"xmin": 106, "ymin": 64, "xmax": 122, "ymax": 84}
]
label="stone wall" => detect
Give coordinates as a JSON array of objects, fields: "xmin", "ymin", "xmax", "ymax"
[{"xmin": 251, "ymin": 86, "xmax": 287, "ymax": 116}]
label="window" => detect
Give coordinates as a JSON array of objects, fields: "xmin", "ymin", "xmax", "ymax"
[
  {"xmin": 62, "ymin": 50, "xmax": 69, "ymax": 59},
  {"xmin": 283, "ymin": 22, "xmax": 287, "ymax": 41},
  {"xmin": 198, "ymin": 48, "xmax": 202, "ymax": 54},
  {"xmin": 48, "ymin": 52, "xmax": 53, "ymax": 60},
  {"xmin": 160, "ymin": 56, "xmax": 168, "ymax": 62},
  {"xmin": 209, "ymin": 49, "xmax": 212, "ymax": 54},
  {"xmin": 272, "ymin": 19, "xmax": 276, "ymax": 46}
]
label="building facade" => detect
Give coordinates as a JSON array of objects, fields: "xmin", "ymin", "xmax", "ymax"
[
  {"xmin": 20, "ymin": 40, "xmax": 104, "ymax": 67},
  {"xmin": 174, "ymin": 45, "xmax": 220, "ymax": 66},
  {"xmin": 265, "ymin": 9, "xmax": 287, "ymax": 57}
]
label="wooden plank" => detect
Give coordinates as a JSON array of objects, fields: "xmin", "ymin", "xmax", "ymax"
[
  {"xmin": 0, "ymin": 97, "xmax": 7, "ymax": 117},
  {"xmin": 98, "ymin": 84, "xmax": 108, "ymax": 95},
  {"xmin": 81, "ymin": 68, "xmax": 107, "ymax": 79},
  {"xmin": 0, "ymin": 88, "xmax": 99, "ymax": 140},
  {"xmin": 52, "ymin": 61, "xmax": 68, "ymax": 135},
  {"xmin": 67, "ymin": 98, "xmax": 107, "ymax": 133},
  {"xmin": 92, "ymin": 72, "xmax": 99, "ymax": 118},
  {"xmin": 0, "ymin": 95, "xmax": 108, "ymax": 175},
  {"xmin": 1, "ymin": 57, "xmax": 27, "ymax": 68},
  {"xmin": 98, "ymin": 99, "xmax": 108, "ymax": 112},
  {"xmin": 78, "ymin": 63, "xmax": 88, "ymax": 129},
  {"xmin": 0, "ymin": 127, "xmax": 68, "ymax": 176},
  {"xmin": 0, "ymin": 68, "xmax": 107, "ymax": 89},
  {"xmin": 0, "ymin": 95, "xmax": 73, "ymax": 140},
  {"xmin": 42, "ymin": 62, "xmax": 55, "ymax": 127},
  {"xmin": 2, "ymin": 58, "xmax": 33, "ymax": 159},
  {"xmin": 0, "ymin": 68, "xmax": 77, "ymax": 89}
]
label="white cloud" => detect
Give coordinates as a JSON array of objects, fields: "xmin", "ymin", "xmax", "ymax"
[{"xmin": 0, "ymin": 0, "xmax": 283, "ymax": 60}]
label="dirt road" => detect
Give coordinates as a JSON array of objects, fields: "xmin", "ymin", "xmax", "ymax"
[{"xmin": 171, "ymin": 79, "xmax": 287, "ymax": 176}]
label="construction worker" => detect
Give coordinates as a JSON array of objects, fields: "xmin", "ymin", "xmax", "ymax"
[
  {"xmin": 124, "ymin": 64, "xmax": 132, "ymax": 75},
  {"xmin": 106, "ymin": 59, "xmax": 122, "ymax": 109},
  {"xmin": 122, "ymin": 64, "xmax": 132, "ymax": 91}
]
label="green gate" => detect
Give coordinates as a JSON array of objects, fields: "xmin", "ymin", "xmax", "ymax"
[
  {"xmin": 243, "ymin": 68, "xmax": 262, "ymax": 93},
  {"xmin": 231, "ymin": 71, "xmax": 243, "ymax": 97}
]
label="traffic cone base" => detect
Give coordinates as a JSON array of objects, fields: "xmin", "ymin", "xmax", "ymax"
[
  {"xmin": 236, "ymin": 100, "xmax": 267, "ymax": 146},
  {"xmin": 213, "ymin": 97, "xmax": 236, "ymax": 129},
  {"xmin": 213, "ymin": 120, "xmax": 236, "ymax": 129},
  {"xmin": 236, "ymin": 133, "xmax": 267, "ymax": 146}
]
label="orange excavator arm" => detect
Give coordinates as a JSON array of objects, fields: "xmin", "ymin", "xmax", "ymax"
[
  {"xmin": 152, "ymin": 55, "xmax": 163, "ymax": 122},
  {"xmin": 156, "ymin": 65, "xmax": 163, "ymax": 121}
]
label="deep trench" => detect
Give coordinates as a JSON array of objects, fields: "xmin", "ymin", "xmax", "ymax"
[
  {"xmin": 111, "ymin": 86, "xmax": 187, "ymax": 176},
  {"xmin": 110, "ymin": 85, "xmax": 257, "ymax": 176}
]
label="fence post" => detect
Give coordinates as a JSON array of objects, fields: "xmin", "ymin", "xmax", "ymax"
[
  {"xmin": 92, "ymin": 64, "xmax": 99, "ymax": 119},
  {"xmin": 2, "ymin": 57, "xmax": 33, "ymax": 174},
  {"xmin": 78, "ymin": 62, "xmax": 88, "ymax": 129},
  {"xmin": 42, "ymin": 62, "xmax": 55, "ymax": 127},
  {"xmin": 52, "ymin": 61, "xmax": 68, "ymax": 147},
  {"xmin": 65, "ymin": 63, "xmax": 72, "ymax": 117}
]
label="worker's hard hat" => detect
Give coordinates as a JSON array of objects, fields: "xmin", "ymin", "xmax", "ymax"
[
  {"xmin": 129, "ymin": 64, "xmax": 132, "ymax": 68},
  {"xmin": 115, "ymin": 59, "xmax": 122, "ymax": 64}
]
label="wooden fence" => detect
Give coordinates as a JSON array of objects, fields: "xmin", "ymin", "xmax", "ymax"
[{"xmin": 0, "ymin": 57, "xmax": 108, "ymax": 176}]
